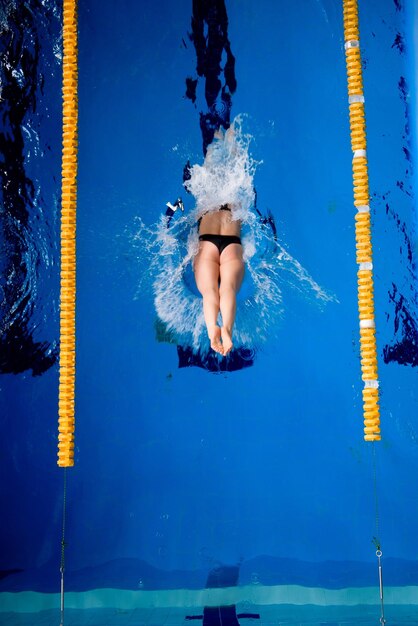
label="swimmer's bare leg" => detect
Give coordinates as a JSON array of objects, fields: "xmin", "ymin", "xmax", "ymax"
[
  {"xmin": 194, "ymin": 242, "xmax": 224, "ymax": 355},
  {"xmin": 219, "ymin": 245, "xmax": 245, "ymax": 356}
]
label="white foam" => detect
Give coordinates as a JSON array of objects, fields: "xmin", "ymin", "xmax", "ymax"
[{"xmin": 0, "ymin": 2, "xmax": 17, "ymax": 34}]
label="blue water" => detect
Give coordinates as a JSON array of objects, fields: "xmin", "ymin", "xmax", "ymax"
[{"xmin": 1, "ymin": 1, "xmax": 418, "ymax": 625}]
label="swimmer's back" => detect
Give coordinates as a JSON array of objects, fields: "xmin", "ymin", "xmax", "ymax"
[{"xmin": 199, "ymin": 208, "xmax": 241, "ymax": 237}]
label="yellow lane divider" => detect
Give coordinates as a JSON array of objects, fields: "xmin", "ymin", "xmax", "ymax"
[
  {"xmin": 343, "ymin": 0, "xmax": 381, "ymax": 440},
  {"xmin": 58, "ymin": 0, "xmax": 78, "ymax": 466}
]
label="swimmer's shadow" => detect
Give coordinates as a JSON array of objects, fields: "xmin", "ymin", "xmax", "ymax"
[
  {"xmin": 177, "ymin": 345, "xmax": 254, "ymax": 372},
  {"xmin": 155, "ymin": 318, "xmax": 254, "ymax": 372}
]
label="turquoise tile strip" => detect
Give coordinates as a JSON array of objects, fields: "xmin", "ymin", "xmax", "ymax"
[{"xmin": 2, "ymin": 584, "xmax": 418, "ymax": 613}]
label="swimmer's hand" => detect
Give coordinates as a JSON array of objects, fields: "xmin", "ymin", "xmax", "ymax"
[
  {"xmin": 225, "ymin": 126, "xmax": 235, "ymax": 141},
  {"xmin": 214, "ymin": 127, "xmax": 235, "ymax": 143}
]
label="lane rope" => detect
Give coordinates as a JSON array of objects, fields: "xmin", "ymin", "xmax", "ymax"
[
  {"xmin": 58, "ymin": 0, "xmax": 78, "ymax": 466},
  {"xmin": 342, "ymin": 0, "xmax": 381, "ymax": 441}
]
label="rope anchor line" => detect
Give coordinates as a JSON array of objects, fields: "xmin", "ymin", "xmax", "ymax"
[
  {"xmin": 60, "ymin": 468, "xmax": 68, "ymax": 626},
  {"xmin": 376, "ymin": 548, "xmax": 386, "ymax": 626},
  {"xmin": 342, "ymin": 0, "xmax": 381, "ymax": 440}
]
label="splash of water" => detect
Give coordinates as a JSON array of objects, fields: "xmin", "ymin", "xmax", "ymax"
[
  {"xmin": 135, "ymin": 117, "xmax": 335, "ymax": 356},
  {"xmin": 184, "ymin": 116, "xmax": 257, "ymax": 223},
  {"xmin": 0, "ymin": 1, "xmax": 16, "ymax": 34}
]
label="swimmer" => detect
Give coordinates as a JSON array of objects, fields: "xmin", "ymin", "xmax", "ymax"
[
  {"xmin": 157, "ymin": 118, "xmax": 330, "ymax": 358},
  {"xmin": 163, "ymin": 122, "xmax": 252, "ymax": 356},
  {"xmin": 193, "ymin": 202, "xmax": 244, "ymax": 356}
]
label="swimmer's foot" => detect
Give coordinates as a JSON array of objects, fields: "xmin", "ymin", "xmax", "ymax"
[
  {"xmin": 209, "ymin": 326, "xmax": 224, "ymax": 355},
  {"xmin": 221, "ymin": 327, "xmax": 233, "ymax": 356}
]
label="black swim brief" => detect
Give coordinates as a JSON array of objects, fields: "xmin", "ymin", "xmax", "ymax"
[{"xmin": 198, "ymin": 233, "xmax": 242, "ymax": 255}]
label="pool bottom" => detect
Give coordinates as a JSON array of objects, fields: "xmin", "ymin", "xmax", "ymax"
[
  {"xmin": 2, "ymin": 603, "xmax": 418, "ymax": 626},
  {"xmin": 2, "ymin": 585, "xmax": 418, "ymax": 625}
]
